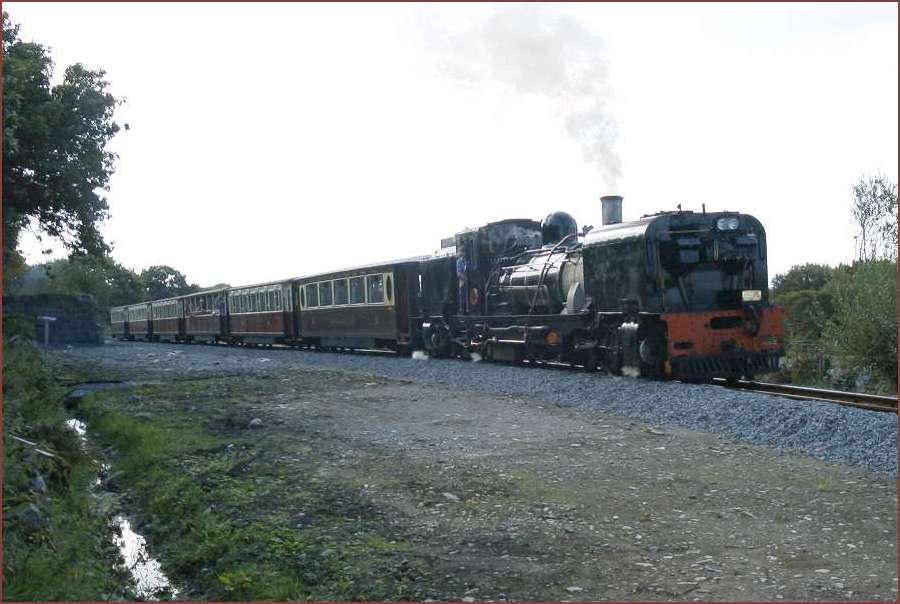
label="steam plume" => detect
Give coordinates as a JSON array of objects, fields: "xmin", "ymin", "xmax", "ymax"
[{"xmin": 421, "ymin": 5, "xmax": 621, "ymax": 188}]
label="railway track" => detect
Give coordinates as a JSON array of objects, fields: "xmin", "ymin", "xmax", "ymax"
[
  {"xmin": 714, "ymin": 378, "xmax": 898, "ymax": 413},
  {"xmin": 114, "ymin": 339, "xmax": 898, "ymax": 413}
]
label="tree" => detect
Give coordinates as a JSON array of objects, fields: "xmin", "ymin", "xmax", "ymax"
[
  {"xmin": 140, "ymin": 265, "xmax": 199, "ymax": 300},
  {"xmin": 771, "ymin": 263, "xmax": 834, "ymax": 299},
  {"xmin": 851, "ymin": 173, "xmax": 897, "ymax": 262},
  {"xmin": 2, "ymin": 11, "xmax": 123, "ymax": 279},
  {"xmin": 17, "ymin": 254, "xmax": 146, "ymax": 310}
]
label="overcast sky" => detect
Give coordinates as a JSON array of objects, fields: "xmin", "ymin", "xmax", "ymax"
[{"xmin": 9, "ymin": 2, "xmax": 898, "ymax": 287}]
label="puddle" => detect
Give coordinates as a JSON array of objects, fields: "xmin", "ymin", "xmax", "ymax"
[
  {"xmin": 66, "ymin": 418, "xmax": 87, "ymax": 439},
  {"xmin": 66, "ymin": 414, "xmax": 178, "ymax": 600},
  {"xmin": 113, "ymin": 515, "xmax": 179, "ymax": 600}
]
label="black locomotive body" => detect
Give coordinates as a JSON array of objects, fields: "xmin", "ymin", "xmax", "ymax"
[{"xmin": 419, "ymin": 198, "xmax": 784, "ymax": 380}]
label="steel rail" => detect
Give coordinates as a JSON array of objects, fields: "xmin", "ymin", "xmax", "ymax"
[
  {"xmin": 112, "ymin": 338, "xmax": 898, "ymax": 413},
  {"xmin": 713, "ymin": 378, "xmax": 898, "ymax": 413}
]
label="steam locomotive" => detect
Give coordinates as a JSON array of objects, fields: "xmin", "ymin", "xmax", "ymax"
[{"xmin": 111, "ymin": 196, "xmax": 784, "ymax": 381}]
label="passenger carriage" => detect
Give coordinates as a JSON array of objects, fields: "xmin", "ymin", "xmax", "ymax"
[
  {"xmin": 294, "ymin": 258, "xmax": 426, "ymax": 352},
  {"xmin": 126, "ymin": 303, "xmax": 152, "ymax": 340},
  {"xmin": 150, "ymin": 297, "xmax": 184, "ymax": 342},
  {"xmin": 110, "ymin": 305, "xmax": 129, "ymax": 340},
  {"xmin": 227, "ymin": 281, "xmax": 295, "ymax": 344},
  {"xmin": 182, "ymin": 288, "xmax": 228, "ymax": 343}
]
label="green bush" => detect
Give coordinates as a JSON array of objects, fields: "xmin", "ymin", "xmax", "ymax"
[{"xmin": 822, "ymin": 261, "xmax": 898, "ymax": 392}]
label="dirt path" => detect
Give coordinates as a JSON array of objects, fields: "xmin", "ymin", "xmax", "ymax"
[{"xmin": 57, "ymin": 344, "xmax": 897, "ymax": 600}]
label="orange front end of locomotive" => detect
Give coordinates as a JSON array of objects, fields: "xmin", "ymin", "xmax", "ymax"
[{"xmin": 663, "ymin": 306, "xmax": 785, "ymax": 380}]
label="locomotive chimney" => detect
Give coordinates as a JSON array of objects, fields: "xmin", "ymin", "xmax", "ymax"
[{"xmin": 601, "ymin": 195, "xmax": 623, "ymax": 225}]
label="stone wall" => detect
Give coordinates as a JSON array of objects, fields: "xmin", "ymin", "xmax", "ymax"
[{"xmin": 3, "ymin": 294, "xmax": 102, "ymax": 344}]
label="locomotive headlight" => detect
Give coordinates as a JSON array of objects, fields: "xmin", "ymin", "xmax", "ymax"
[
  {"xmin": 741, "ymin": 289, "xmax": 762, "ymax": 302},
  {"xmin": 717, "ymin": 217, "xmax": 740, "ymax": 230}
]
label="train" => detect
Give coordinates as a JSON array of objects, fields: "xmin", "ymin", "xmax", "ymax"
[{"xmin": 110, "ymin": 196, "xmax": 785, "ymax": 381}]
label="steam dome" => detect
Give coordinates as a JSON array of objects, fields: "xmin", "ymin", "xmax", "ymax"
[{"xmin": 541, "ymin": 211, "xmax": 578, "ymax": 246}]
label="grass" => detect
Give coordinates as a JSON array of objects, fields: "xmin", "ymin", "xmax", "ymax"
[
  {"xmin": 78, "ymin": 377, "xmax": 433, "ymax": 600},
  {"xmin": 2, "ymin": 330, "xmax": 133, "ymax": 601}
]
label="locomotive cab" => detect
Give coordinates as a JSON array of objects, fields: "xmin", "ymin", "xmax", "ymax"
[{"xmin": 582, "ymin": 209, "xmax": 784, "ymax": 379}]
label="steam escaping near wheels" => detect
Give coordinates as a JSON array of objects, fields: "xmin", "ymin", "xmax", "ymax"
[
  {"xmin": 469, "ymin": 352, "xmax": 483, "ymax": 363},
  {"xmin": 412, "ymin": 350, "xmax": 430, "ymax": 361},
  {"xmin": 622, "ymin": 366, "xmax": 640, "ymax": 379}
]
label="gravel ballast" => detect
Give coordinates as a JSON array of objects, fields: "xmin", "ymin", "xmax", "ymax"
[{"xmin": 57, "ymin": 341, "xmax": 898, "ymax": 475}]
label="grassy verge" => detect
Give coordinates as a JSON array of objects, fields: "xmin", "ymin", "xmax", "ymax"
[
  {"xmin": 2, "ymin": 331, "xmax": 132, "ymax": 600},
  {"xmin": 78, "ymin": 376, "xmax": 431, "ymax": 600}
]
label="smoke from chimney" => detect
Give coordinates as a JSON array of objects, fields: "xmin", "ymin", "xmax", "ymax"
[{"xmin": 418, "ymin": 5, "xmax": 621, "ymax": 189}]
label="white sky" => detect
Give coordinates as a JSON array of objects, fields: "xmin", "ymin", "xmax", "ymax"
[{"xmin": 9, "ymin": 2, "xmax": 898, "ymax": 287}]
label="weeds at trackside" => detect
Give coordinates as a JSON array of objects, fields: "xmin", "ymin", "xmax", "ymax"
[{"xmin": 78, "ymin": 376, "xmax": 431, "ymax": 600}]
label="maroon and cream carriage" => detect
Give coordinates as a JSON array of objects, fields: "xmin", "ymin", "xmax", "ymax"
[
  {"xmin": 227, "ymin": 280, "xmax": 295, "ymax": 345},
  {"xmin": 294, "ymin": 258, "xmax": 425, "ymax": 352},
  {"xmin": 110, "ymin": 305, "xmax": 129, "ymax": 340},
  {"xmin": 126, "ymin": 303, "xmax": 152, "ymax": 340},
  {"xmin": 150, "ymin": 297, "xmax": 184, "ymax": 342},
  {"xmin": 182, "ymin": 288, "xmax": 228, "ymax": 343}
]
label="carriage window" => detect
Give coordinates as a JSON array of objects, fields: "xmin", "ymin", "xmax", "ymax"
[
  {"xmin": 349, "ymin": 277, "xmax": 365, "ymax": 304},
  {"xmin": 271, "ymin": 289, "xmax": 277, "ymax": 310},
  {"xmin": 305, "ymin": 283, "xmax": 318, "ymax": 307},
  {"xmin": 366, "ymin": 275, "xmax": 384, "ymax": 304},
  {"xmin": 319, "ymin": 281, "xmax": 333, "ymax": 306},
  {"xmin": 385, "ymin": 275, "xmax": 393, "ymax": 303},
  {"xmin": 367, "ymin": 274, "xmax": 384, "ymax": 304},
  {"xmin": 333, "ymin": 279, "xmax": 348, "ymax": 305}
]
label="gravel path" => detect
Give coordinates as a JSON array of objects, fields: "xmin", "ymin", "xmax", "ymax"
[{"xmin": 55, "ymin": 341, "xmax": 897, "ymax": 475}]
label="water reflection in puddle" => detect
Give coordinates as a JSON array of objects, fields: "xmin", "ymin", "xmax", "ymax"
[
  {"xmin": 65, "ymin": 418, "xmax": 87, "ymax": 439},
  {"xmin": 66, "ymin": 416, "xmax": 178, "ymax": 599},
  {"xmin": 113, "ymin": 515, "xmax": 179, "ymax": 600}
]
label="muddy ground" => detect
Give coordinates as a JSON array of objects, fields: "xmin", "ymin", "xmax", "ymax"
[{"xmin": 54, "ymin": 342, "xmax": 897, "ymax": 600}]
